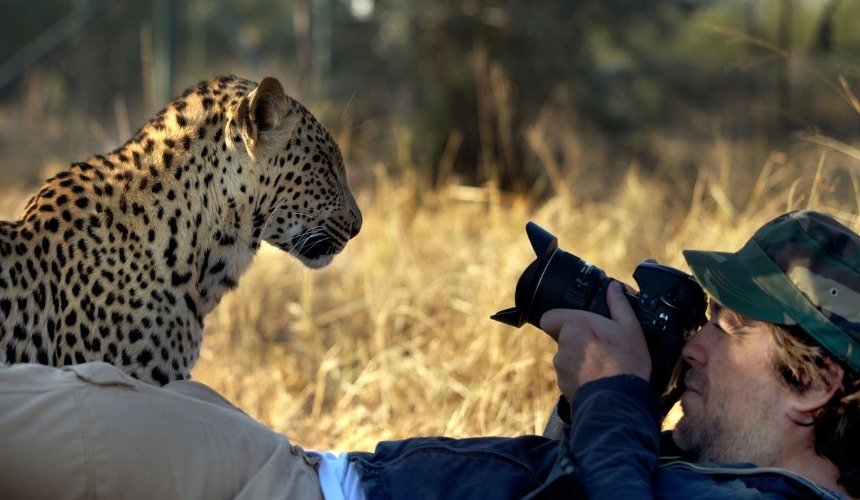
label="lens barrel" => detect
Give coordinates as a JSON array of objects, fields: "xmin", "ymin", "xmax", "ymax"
[
  {"xmin": 491, "ymin": 222, "xmax": 614, "ymax": 328},
  {"xmin": 526, "ymin": 251, "xmax": 607, "ymax": 327}
]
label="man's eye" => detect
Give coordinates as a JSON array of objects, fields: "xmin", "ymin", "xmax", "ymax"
[{"xmin": 710, "ymin": 320, "xmax": 732, "ymax": 338}]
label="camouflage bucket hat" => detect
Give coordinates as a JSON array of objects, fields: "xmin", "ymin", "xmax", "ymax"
[{"xmin": 682, "ymin": 210, "xmax": 860, "ymax": 373}]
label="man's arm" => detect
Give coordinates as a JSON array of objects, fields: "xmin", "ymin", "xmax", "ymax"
[
  {"xmin": 535, "ymin": 281, "xmax": 661, "ymax": 498},
  {"xmin": 564, "ymin": 375, "xmax": 661, "ymax": 498}
]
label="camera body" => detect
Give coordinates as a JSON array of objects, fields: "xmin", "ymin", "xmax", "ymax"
[{"xmin": 492, "ymin": 222, "xmax": 707, "ymax": 397}]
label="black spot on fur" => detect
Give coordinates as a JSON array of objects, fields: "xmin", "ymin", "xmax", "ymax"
[
  {"xmin": 171, "ymin": 271, "xmax": 192, "ymax": 286},
  {"xmin": 13, "ymin": 324, "xmax": 26, "ymax": 340},
  {"xmin": 137, "ymin": 349, "xmax": 154, "ymax": 367},
  {"xmin": 208, "ymin": 261, "xmax": 225, "ymax": 274},
  {"xmin": 65, "ymin": 310, "xmax": 77, "ymax": 327},
  {"xmin": 129, "ymin": 329, "xmax": 143, "ymax": 343},
  {"xmin": 151, "ymin": 366, "xmax": 169, "ymax": 385},
  {"xmin": 183, "ymin": 293, "xmax": 199, "ymax": 321},
  {"xmin": 5, "ymin": 344, "xmax": 16, "ymax": 362}
]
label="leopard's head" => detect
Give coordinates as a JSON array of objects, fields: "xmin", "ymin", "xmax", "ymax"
[{"xmin": 228, "ymin": 77, "xmax": 362, "ymax": 268}]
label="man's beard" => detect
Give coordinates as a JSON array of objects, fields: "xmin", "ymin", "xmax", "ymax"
[
  {"xmin": 672, "ymin": 369, "xmax": 780, "ymax": 465},
  {"xmin": 673, "ymin": 369, "xmax": 716, "ymax": 459}
]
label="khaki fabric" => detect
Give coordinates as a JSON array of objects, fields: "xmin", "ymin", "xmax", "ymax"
[{"xmin": 0, "ymin": 362, "xmax": 323, "ymax": 500}]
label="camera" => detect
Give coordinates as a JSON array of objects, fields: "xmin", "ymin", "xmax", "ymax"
[{"xmin": 491, "ymin": 222, "xmax": 707, "ymax": 399}]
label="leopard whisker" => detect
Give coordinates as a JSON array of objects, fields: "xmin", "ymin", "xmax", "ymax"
[{"xmin": 292, "ymin": 226, "xmax": 328, "ymax": 253}]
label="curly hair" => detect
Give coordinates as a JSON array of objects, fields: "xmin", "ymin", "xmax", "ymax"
[{"xmin": 768, "ymin": 324, "xmax": 860, "ymax": 497}]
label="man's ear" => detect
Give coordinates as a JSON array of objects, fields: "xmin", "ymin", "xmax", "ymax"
[
  {"xmin": 232, "ymin": 77, "xmax": 294, "ymax": 159},
  {"xmin": 787, "ymin": 358, "xmax": 843, "ymax": 423}
]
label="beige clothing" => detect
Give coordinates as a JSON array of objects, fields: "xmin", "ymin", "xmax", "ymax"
[{"xmin": 0, "ymin": 362, "xmax": 323, "ymax": 500}]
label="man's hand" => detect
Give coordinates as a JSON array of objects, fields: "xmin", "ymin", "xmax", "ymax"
[{"xmin": 540, "ymin": 281, "xmax": 651, "ymax": 399}]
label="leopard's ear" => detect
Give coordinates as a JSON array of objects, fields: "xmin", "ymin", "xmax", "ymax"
[
  {"xmin": 248, "ymin": 77, "xmax": 289, "ymax": 130},
  {"xmin": 233, "ymin": 77, "xmax": 296, "ymax": 160}
]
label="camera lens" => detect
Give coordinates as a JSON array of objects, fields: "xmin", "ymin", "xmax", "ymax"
[
  {"xmin": 524, "ymin": 251, "xmax": 610, "ymax": 327},
  {"xmin": 492, "ymin": 222, "xmax": 612, "ymax": 327}
]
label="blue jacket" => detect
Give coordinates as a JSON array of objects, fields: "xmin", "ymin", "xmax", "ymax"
[{"xmin": 348, "ymin": 375, "xmax": 845, "ymax": 499}]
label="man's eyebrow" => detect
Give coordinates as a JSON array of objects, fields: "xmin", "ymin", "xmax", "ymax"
[{"xmin": 707, "ymin": 299, "xmax": 753, "ymax": 335}]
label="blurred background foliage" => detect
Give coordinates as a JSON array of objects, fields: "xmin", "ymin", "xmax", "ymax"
[{"xmin": 1, "ymin": 0, "xmax": 859, "ymax": 195}]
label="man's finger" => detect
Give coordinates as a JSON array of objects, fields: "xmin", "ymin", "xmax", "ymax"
[
  {"xmin": 606, "ymin": 280, "xmax": 641, "ymax": 334},
  {"xmin": 540, "ymin": 309, "xmax": 589, "ymax": 341}
]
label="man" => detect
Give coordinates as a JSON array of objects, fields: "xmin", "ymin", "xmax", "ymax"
[
  {"xmin": 532, "ymin": 208, "xmax": 859, "ymax": 498},
  {"xmin": 1, "ymin": 209, "xmax": 857, "ymax": 499}
]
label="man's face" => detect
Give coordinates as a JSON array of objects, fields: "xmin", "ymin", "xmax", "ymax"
[{"xmin": 673, "ymin": 300, "xmax": 795, "ymax": 465}]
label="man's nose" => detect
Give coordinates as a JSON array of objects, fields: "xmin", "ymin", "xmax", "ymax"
[{"xmin": 681, "ymin": 323, "xmax": 713, "ymax": 368}]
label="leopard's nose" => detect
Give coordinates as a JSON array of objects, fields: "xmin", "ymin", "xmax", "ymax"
[{"xmin": 349, "ymin": 207, "xmax": 362, "ymax": 239}]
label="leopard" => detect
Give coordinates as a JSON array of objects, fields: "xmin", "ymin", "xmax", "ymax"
[{"xmin": 0, "ymin": 75, "xmax": 362, "ymax": 385}]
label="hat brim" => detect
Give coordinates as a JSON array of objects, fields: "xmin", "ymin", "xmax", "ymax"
[{"xmin": 682, "ymin": 249, "xmax": 796, "ymax": 325}]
